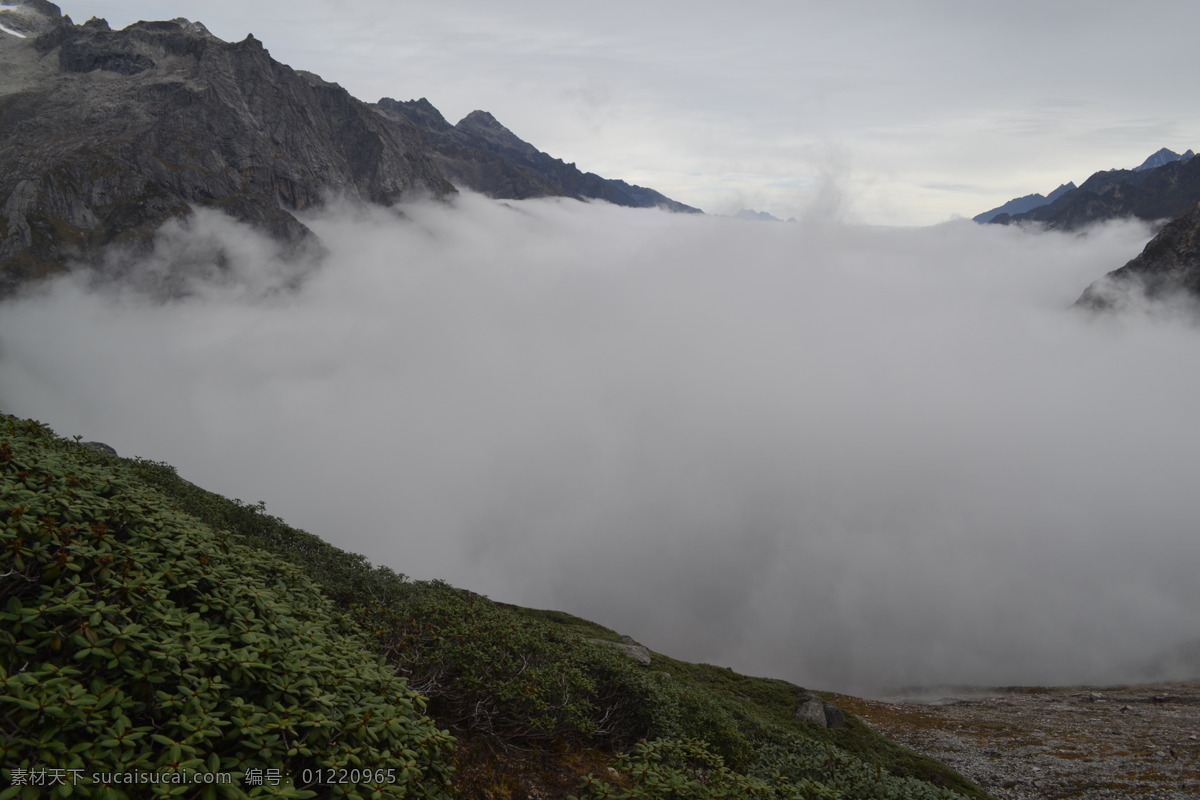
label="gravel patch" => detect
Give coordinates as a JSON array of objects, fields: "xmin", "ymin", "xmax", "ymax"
[{"xmin": 833, "ymin": 683, "xmax": 1200, "ymax": 799}]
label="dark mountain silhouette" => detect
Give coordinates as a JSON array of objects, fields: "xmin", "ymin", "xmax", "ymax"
[
  {"xmin": 972, "ymin": 182, "xmax": 1075, "ymax": 224},
  {"xmin": 990, "ymin": 150, "xmax": 1200, "ymax": 230},
  {"xmin": 375, "ymin": 98, "xmax": 701, "ymax": 213}
]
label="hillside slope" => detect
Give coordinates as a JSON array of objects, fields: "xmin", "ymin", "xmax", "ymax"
[{"xmin": 1, "ymin": 414, "xmax": 990, "ymax": 799}]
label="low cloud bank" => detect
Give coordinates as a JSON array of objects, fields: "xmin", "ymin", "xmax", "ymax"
[{"xmin": 2, "ymin": 195, "xmax": 1197, "ymax": 694}]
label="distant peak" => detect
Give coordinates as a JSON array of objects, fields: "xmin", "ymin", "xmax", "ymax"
[
  {"xmin": 1134, "ymin": 147, "xmax": 1195, "ymax": 172},
  {"xmin": 454, "ymin": 110, "xmax": 539, "ymax": 157},
  {"xmin": 734, "ymin": 208, "xmax": 784, "ymax": 222},
  {"xmin": 167, "ymin": 17, "xmax": 216, "ymax": 38},
  {"xmin": 1045, "ymin": 182, "xmax": 1076, "ymax": 202},
  {"xmin": 374, "ymin": 97, "xmax": 452, "ymax": 131},
  {"xmin": 458, "ymin": 110, "xmax": 503, "ymax": 128}
]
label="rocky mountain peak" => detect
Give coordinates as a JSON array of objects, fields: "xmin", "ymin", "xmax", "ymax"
[
  {"xmin": 0, "ymin": 0, "xmax": 63, "ymax": 38},
  {"xmin": 458, "ymin": 109, "xmax": 502, "ymax": 128},
  {"xmin": 1134, "ymin": 147, "xmax": 1195, "ymax": 172},
  {"xmin": 972, "ymin": 181, "xmax": 1077, "ymax": 224},
  {"xmin": 1, "ymin": 6, "xmax": 699, "ymax": 295},
  {"xmin": 372, "ymin": 97, "xmax": 701, "ymax": 213},
  {"xmin": 376, "ymin": 97, "xmax": 452, "ymax": 132},
  {"xmin": 166, "ymin": 17, "xmax": 216, "ymax": 39},
  {"xmin": 455, "ymin": 110, "xmax": 541, "ymax": 158}
]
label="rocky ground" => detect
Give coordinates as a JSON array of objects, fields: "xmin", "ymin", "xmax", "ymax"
[{"xmin": 831, "ymin": 683, "xmax": 1200, "ymax": 800}]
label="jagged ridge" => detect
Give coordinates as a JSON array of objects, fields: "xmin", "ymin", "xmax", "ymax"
[
  {"xmin": 0, "ymin": 3, "xmax": 699, "ymax": 296},
  {"xmin": 376, "ymin": 98, "xmax": 702, "ymax": 213},
  {"xmin": 990, "ymin": 150, "xmax": 1200, "ymax": 230},
  {"xmin": 972, "ymin": 182, "xmax": 1075, "ymax": 224}
]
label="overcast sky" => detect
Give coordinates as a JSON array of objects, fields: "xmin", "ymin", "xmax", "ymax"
[{"xmin": 56, "ymin": 0, "xmax": 1200, "ymax": 225}]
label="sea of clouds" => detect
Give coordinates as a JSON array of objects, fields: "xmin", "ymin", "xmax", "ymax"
[{"xmin": 2, "ymin": 194, "xmax": 1197, "ymax": 694}]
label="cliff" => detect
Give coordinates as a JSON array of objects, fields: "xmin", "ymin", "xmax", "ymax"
[{"xmin": 0, "ymin": 9, "xmax": 453, "ymax": 292}]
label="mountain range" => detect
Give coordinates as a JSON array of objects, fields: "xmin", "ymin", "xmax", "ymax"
[
  {"xmin": 375, "ymin": 99, "xmax": 700, "ymax": 214},
  {"xmin": 0, "ymin": 1, "xmax": 697, "ymax": 296},
  {"xmin": 981, "ymin": 147, "xmax": 1200, "ymax": 229},
  {"xmin": 973, "ymin": 148, "xmax": 1200, "ymax": 309},
  {"xmin": 971, "ymin": 182, "xmax": 1076, "ymax": 224},
  {"xmin": 1134, "ymin": 146, "xmax": 1195, "ymax": 172},
  {"xmin": 5, "ymin": 0, "xmax": 1200, "ymax": 313}
]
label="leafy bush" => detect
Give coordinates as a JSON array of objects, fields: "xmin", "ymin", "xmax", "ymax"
[
  {"xmin": 571, "ymin": 736, "xmax": 980, "ymax": 800},
  {"xmin": 570, "ymin": 738, "xmax": 838, "ymax": 800},
  {"xmin": 748, "ymin": 740, "xmax": 975, "ymax": 800},
  {"xmin": 0, "ymin": 417, "xmax": 454, "ymax": 799}
]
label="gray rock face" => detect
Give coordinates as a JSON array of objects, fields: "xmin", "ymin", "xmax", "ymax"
[
  {"xmin": 588, "ymin": 636, "xmax": 652, "ymax": 667},
  {"xmin": 0, "ymin": 10, "xmax": 702, "ymax": 296},
  {"xmin": 0, "ymin": 16, "xmax": 453, "ymax": 293},
  {"xmin": 0, "ymin": 0, "xmax": 62, "ymax": 38},
  {"xmin": 79, "ymin": 441, "xmax": 117, "ymax": 456},
  {"xmin": 375, "ymin": 98, "xmax": 702, "ymax": 213},
  {"xmin": 1075, "ymin": 202, "xmax": 1200, "ymax": 311},
  {"xmin": 796, "ymin": 695, "xmax": 847, "ymax": 728},
  {"xmin": 797, "ymin": 697, "xmax": 828, "ymax": 726}
]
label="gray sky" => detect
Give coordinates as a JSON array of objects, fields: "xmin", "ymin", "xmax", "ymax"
[{"xmin": 59, "ymin": 0, "xmax": 1200, "ymax": 224}]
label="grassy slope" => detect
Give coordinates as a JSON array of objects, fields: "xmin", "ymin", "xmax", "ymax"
[{"xmin": 1, "ymin": 416, "xmax": 992, "ymax": 800}]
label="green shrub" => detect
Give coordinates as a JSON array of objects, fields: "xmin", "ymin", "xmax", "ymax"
[
  {"xmin": 748, "ymin": 740, "xmax": 973, "ymax": 800},
  {"xmin": 570, "ymin": 736, "xmax": 980, "ymax": 800},
  {"xmin": 570, "ymin": 738, "xmax": 839, "ymax": 800},
  {"xmin": 0, "ymin": 417, "xmax": 454, "ymax": 799}
]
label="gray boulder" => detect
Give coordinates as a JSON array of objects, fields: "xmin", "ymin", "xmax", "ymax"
[
  {"xmin": 796, "ymin": 694, "xmax": 847, "ymax": 729},
  {"xmin": 588, "ymin": 635, "xmax": 652, "ymax": 667}
]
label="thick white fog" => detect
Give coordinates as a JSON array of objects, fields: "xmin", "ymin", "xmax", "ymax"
[{"xmin": 2, "ymin": 195, "xmax": 1198, "ymax": 694}]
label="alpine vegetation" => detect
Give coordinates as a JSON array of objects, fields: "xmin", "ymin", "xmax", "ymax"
[{"xmin": 1, "ymin": 414, "xmax": 987, "ymax": 799}]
